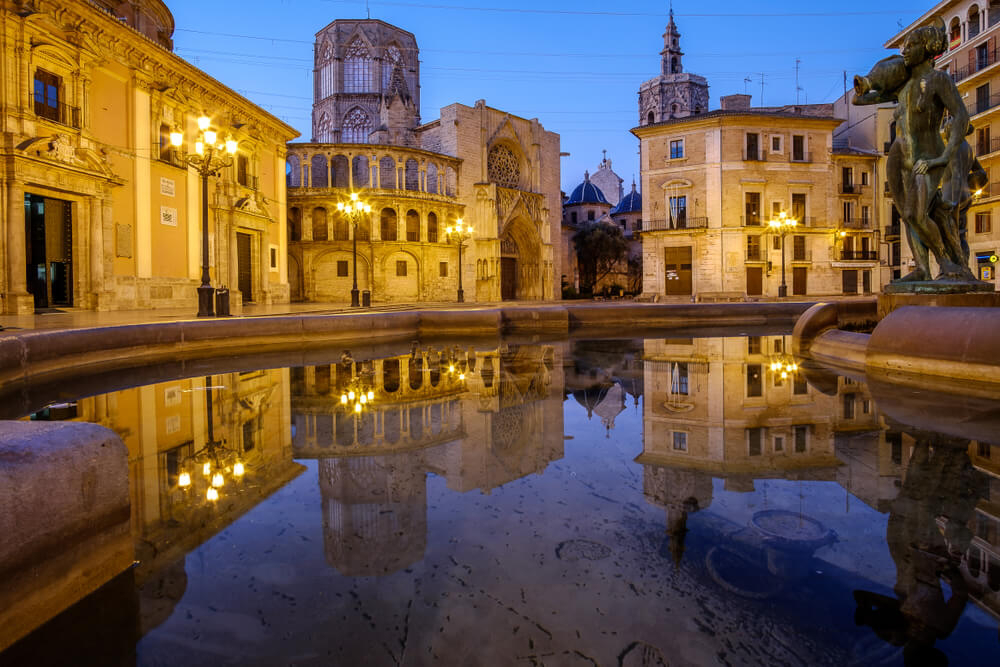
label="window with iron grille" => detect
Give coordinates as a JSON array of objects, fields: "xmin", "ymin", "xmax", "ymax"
[{"xmin": 33, "ymin": 69, "xmax": 61, "ymax": 122}]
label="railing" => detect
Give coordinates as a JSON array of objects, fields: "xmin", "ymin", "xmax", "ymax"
[
  {"xmin": 743, "ymin": 149, "xmax": 765, "ymax": 162},
  {"xmin": 885, "ymin": 223, "xmax": 901, "ymax": 238},
  {"xmin": 791, "ymin": 249, "xmax": 812, "ymax": 262},
  {"xmin": 746, "ymin": 248, "xmax": 764, "ymax": 261},
  {"xmin": 950, "ymin": 43, "xmax": 1000, "ymax": 84},
  {"xmin": 34, "ymin": 101, "xmax": 81, "ymax": 129},
  {"xmin": 840, "ymin": 183, "xmax": 865, "ymax": 195},
  {"xmin": 789, "ymin": 151, "xmax": 812, "ymax": 163},
  {"xmin": 741, "ymin": 216, "xmax": 762, "ymax": 226},
  {"xmin": 842, "ymin": 217, "xmax": 872, "ymax": 229},
  {"xmin": 967, "ymin": 90, "xmax": 1000, "ymax": 117},
  {"xmin": 840, "ymin": 250, "xmax": 878, "ymax": 261},
  {"xmin": 641, "ymin": 217, "xmax": 708, "ymax": 232},
  {"xmin": 976, "ymin": 135, "xmax": 1000, "ymax": 156}
]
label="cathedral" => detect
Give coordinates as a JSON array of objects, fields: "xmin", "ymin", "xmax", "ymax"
[
  {"xmin": 286, "ymin": 19, "xmax": 561, "ymax": 304},
  {"xmin": 637, "ymin": 9, "xmax": 709, "ymax": 125}
]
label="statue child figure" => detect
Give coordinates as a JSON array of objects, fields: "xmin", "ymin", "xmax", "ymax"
[{"xmin": 854, "ymin": 21, "xmax": 978, "ymax": 282}]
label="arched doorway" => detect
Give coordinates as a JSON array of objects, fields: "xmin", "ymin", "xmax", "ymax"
[
  {"xmin": 500, "ymin": 237, "xmax": 518, "ymax": 301},
  {"xmin": 499, "ymin": 217, "xmax": 541, "ymax": 301},
  {"xmin": 288, "ymin": 254, "xmax": 302, "ymax": 301}
]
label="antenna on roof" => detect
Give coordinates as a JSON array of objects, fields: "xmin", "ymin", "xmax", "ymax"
[
  {"xmin": 760, "ymin": 72, "xmax": 765, "ymax": 107},
  {"xmin": 795, "ymin": 58, "xmax": 802, "ymax": 105},
  {"xmin": 744, "ymin": 76, "xmax": 752, "ymax": 95},
  {"xmin": 367, "ymin": 0, "xmax": 371, "ymax": 18}
]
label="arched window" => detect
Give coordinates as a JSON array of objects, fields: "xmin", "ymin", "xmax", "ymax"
[
  {"xmin": 352, "ymin": 155, "xmax": 369, "ymax": 187},
  {"xmin": 427, "ymin": 212, "xmax": 438, "ymax": 243},
  {"xmin": 383, "ymin": 44, "xmax": 403, "ymax": 89},
  {"xmin": 333, "ymin": 210, "xmax": 350, "ymax": 240},
  {"xmin": 950, "ymin": 16, "xmax": 961, "ymax": 44},
  {"xmin": 991, "ymin": 0, "xmax": 1000, "ymax": 29},
  {"xmin": 318, "ymin": 41, "xmax": 335, "ymax": 100},
  {"xmin": 445, "ymin": 166, "xmax": 457, "ymax": 197},
  {"xmin": 332, "ymin": 155, "xmax": 349, "ymax": 187},
  {"xmin": 647, "ymin": 111, "xmax": 655, "ymax": 124},
  {"xmin": 312, "ymin": 207, "xmax": 328, "ymax": 241},
  {"xmin": 383, "ymin": 359, "xmax": 401, "ymax": 392},
  {"xmin": 380, "ymin": 156, "xmax": 396, "ymax": 189},
  {"xmin": 343, "ymin": 39, "xmax": 371, "ymax": 93},
  {"xmin": 342, "ymin": 107, "xmax": 371, "ymax": 144},
  {"xmin": 288, "ymin": 207, "xmax": 301, "ymax": 242},
  {"xmin": 409, "ymin": 357, "xmax": 423, "ymax": 390},
  {"xmin": 315, "ymin": 113, "xmax": 333, "ymax": 143},
  {"xmin": 286, "ymin": 154, "xmax": 301, "ymax": 187},
  {"xmin": 970, "ymin": 5, "xmax": 981, "ymax": 37},
  {"xmin": 311, "ymin": 154, "xmax": 328, "ymax": 187},
  {"xmin": 406, "ymin": 210, "xmax": 419, "ymax": 242},
  {"xmin": 405, "ymin": 159, "xmax": 419, "ymax": 191},
  {"xmin": 380, "ymin": 207, "xmax": 397, "ymax": 241},
  {"xmin": 426, "ymin": 162, "xmax": 439, "ymax": 194},
  {"xmin": 671, "ymin": 56, "xmax": 679, "ymax": 73}
]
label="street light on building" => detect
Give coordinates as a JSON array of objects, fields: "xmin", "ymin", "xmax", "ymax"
[
  {"xmin": 768, "ymin": 211, "xmax": 798, "ymax": 298},
  {"xmin": 445, "ymin": 218, "xmax": 472, "ymax": 303},
  {"xmin": 336, "ymin": 193, "xmax": 372, "ymax": 308},
  {"xmin": 170, "ymin": 115, "xmax": 239, "ymax": 317}
]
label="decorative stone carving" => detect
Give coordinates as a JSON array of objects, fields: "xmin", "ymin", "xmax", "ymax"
[
  {"xmin": 45, "ymin": 134, "xmax": 77, "ymax": 163},
  {"xmin": 488, "ymin": 145, "xmax": 520, "ymax": 189}
]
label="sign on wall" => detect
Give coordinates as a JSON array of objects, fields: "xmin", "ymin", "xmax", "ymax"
[
  {"xmin": 160, "ymin": 177, "xmax": 175, "ymax": 197},
  {"xmin": 160, "ymin": 206, "xmax": 178, "ymax": 227},
  {"xmin": 115, "ymin": 224, "xmax": 132, "ymax": 258}
]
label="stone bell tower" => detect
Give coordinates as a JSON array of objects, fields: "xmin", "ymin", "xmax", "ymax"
[{"xmin": 638, "ymin": 8, "xmax": 709, "ymax": 126}]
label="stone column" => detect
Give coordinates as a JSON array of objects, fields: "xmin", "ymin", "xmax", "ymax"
[
  {"xmin": 89, "ymin": 196, "xmax": 104, "ymax": 304},
  {"xmin": 5, "ymin": 181, "xmax": 31, "ymax": 314}
]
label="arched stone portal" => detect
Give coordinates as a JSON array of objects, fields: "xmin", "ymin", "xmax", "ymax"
[{"xmin": 500, "ymin": 216, "xmax": 541, "ymax": 301}]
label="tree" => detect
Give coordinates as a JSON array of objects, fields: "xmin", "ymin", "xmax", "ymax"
[{"xmin": 572, "ymin": 221, "xmax": 628, "ymax": 294}]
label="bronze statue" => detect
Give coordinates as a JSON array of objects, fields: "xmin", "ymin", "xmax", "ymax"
[{"xmin": 854, "ymin": 20, "xmax": 987, "ymax": 287}]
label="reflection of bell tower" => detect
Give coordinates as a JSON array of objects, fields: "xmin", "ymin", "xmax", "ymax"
[
  {"xmin": 320, "ymin": 455, "xmax": 427, "ymax": 576},
  {"xmin": 638, "ymin": 8, "xmax": 709, "ymax": 126},
  {"xmin": 643, "ymin": 465, "xmax": 713, "ymax": 565}
]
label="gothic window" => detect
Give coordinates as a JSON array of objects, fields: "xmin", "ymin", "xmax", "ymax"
[
  {"xmin": 342, "ymin": 108, "xmax": 371, "ymax": 144},
  {"xmin": 318, "ymin": 41, "xmax": 335, "ymax": 99},
  {"xmin": 383, "ymin": 44, "xmax": 403, "ymax": 89},
  {"xmin": 344, "ymin": 39, "xmax": 371, "ymax": 93},
  {"xmin": 316, "ymin": 113, "xmax": 333, "ymax": 143},
  {"xmin": 488, "ymin": 144, "xmax": 520, "ymax": 189}
]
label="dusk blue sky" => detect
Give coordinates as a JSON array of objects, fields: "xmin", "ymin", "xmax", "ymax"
[{"xmin": 168, "ymin": 1, "xmax": 926, "ymax": 194}]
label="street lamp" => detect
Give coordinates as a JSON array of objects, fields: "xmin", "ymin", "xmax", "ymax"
[
  {"xmin": 336, "ymin": 193, "xmax": 372, "ymax": 308},
  {"xmin": 768, "ymin": 211, "xmax": 798, "ymax": 298},
  {"xmin": 445, "ymin": 218, "xmax": 472, "ymax": 303},
  {"xmin": 170, "ymin": 115, "xmax": 239, "ymax": 317},
  {"xmin": 176, "ymin": 375, "xmax": 246, "ymax": 503}
]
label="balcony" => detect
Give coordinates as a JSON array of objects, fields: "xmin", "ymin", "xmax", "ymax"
[
  {"xmin": 976, "ymin": 135, "xmax": 1000, "ymax": 156},
  {"xmin": 885, "ymin": 223, "xmax": 900, "ymax": 239},
  {"xmin": 743, "ymin": 149, "xmax": 766, "ymax": 162},
  {"xmin": 789, "ymin": 152, "xmax": 813, "ymax": 163},
  {"xmin": 746, "ymin": 248, "xmax": 764, "ymax": 262},
  {"xmin": 839, "ymin": 183, "xmax": 865, "ymax": 195},
  {"xmin": 840, "ymin": 250, "xmax": 878, "ymax": 261},
  {"xmin": 641, "ymin": 216, "xmax": 708, "ymax": 232},
  {"xmin": 967, "ymin": 91, "xmax": 1000, "ymax": 117},
  {"xmin": 34, "ymin": 100, "xmax": 81, "ymax": 129},
  {"xmin": 791, "ymin": 249, "xmax": 812, "ymax": 262},
  {"xmin": 842, "ymin": 217, "xmax": 872, "ymax": 230},
  {"xmin": 950, "ymin": 44, "xmax": 1000, "ymax": 84},
  {"xmin": 741, "ymin": 216, "xmax": 762, "ymax": 227}
]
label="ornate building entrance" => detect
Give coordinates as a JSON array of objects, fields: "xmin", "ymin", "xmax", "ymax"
[{"xmin": 24, "ymin": 194, "xmax": 73, "ymax": 309}]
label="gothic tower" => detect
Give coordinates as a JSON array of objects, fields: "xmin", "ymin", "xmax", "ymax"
[
  {"xmin": 638, "ymin": 9, "xmax": 709, "ymax": 126},
  {"xmin": 311, "ymin": 19, "xmax": 421, "ymax": 146}
]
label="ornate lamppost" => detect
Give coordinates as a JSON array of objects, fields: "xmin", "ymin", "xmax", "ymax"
[
  {"xmin": 170, "ymin": 116, "xmax": 239, "ymax": 317},
  {"xmin": 176, "ymin": 375, "xmax": 246, "ymax": 502},
  {"xmin": 336, "ymin": 193, "xmax": 372, "ymax": 308},
  {"xmin": 445, "ymin": 218, "xmax": 472, "ymax": 303},
  {"xmin": 768, "ymin": 211, "xmax": 798, "ymax": 298}
]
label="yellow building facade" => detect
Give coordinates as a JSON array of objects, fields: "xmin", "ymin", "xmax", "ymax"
[{"xmin": 0, "ymin": 0, "xmax": 298, "ymax": 314}]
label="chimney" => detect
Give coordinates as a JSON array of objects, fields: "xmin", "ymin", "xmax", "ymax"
[{"xmin": 720, "ymin": 94, "xmax": 752, "ymax": 111}]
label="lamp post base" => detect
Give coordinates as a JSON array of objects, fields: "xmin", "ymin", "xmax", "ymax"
[
  {"xmin": 350, "ymin": 288, "xmax": 360, "ymax": 307},
  {"xmin": 457, "ymin": 288, "xmax": 464, "ymax": 303},
  {"xmin": 778, "ymin": 285, "xmax": 788, "ymax": 298},
  {"xmin": 197, "ymin": 284, "xmax": 215, "ymax": 317}
]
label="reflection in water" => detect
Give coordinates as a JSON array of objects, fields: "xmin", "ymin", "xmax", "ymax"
[{"xmin": 2, "ymin": 336, "xmax": 999, "ymax": 665}]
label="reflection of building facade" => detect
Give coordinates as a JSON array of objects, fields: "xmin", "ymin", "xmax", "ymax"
[
  {"xmin": 287, "ymin": 19, "xmax": 561, "ymax": 304},
  {"xmin": 1, "ymin": 0, "xmax": 298, "ymax": 314},
  {"xmin": 290, "ymin": 344, "xmax": 565, "ymax": 575}
]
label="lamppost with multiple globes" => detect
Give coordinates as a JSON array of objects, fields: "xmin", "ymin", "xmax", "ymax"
[
  {"xmin": 336, "ymin": 193, "xmax": 372, "ymax": 307},
  {"xmin": 170, "ymin": 115, "xmax": 239, "ymax": 317},
  {"xmin": 768, "ymin": 211, "xmax": 798, "ymax": 298},
  {"xmin": 445, "ymin": 218, "xmax": 472, "ymax": 303},
  {"xmin": 176, "ymin": 375, "xmax": 246, "ymax": 503}
]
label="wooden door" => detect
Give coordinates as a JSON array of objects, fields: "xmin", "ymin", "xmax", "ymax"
[
  {"xmin": 501, "ymin": 257, "xmax": 517, "ymax": 300},
  {"xmin": 237, "ymin": 232, "xmax": 253, "ymax": 302},
  {"xmin": 792, "ymin": 267, "xmax": 807, "ymax": 295},
  {"xmin": 746, "ymin": 266, "xmax": 763, "ymax": 296},
  {"xmin": 664, "ymin": 246, "xmax": 692, "ymax": 295},
  {"xmin": 842, "ymin": 269, "xmax": 858, "ymax": 295}
]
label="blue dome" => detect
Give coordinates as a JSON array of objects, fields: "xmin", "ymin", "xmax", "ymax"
[
  {"xmin": 611, "ymin": 187, "xmax": 641, "ymax": 215},
  {"xmin": 566, "ymin": 173, "xmax": 609, "ymax": 206}
]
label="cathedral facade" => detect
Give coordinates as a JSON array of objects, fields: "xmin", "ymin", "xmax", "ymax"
[{"xmin": 286, "ymin": 20, "xmax": 560, "ymax": 304}]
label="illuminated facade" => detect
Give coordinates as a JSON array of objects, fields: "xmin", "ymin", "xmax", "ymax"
[
  {"xmin": 0, "ymin": 0, "xmax": 298, "ymax": 314},
  {"xmin": 287, "ymin": 19, "xmax": 561, "ymax": 303}
]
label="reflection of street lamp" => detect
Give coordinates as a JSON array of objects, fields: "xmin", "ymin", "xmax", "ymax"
[
  {"xmin": 339, "ymin": 360, "xmax": 376, "ymax": 414},
  {"xmin": 170, "ymin": 115, "xmax": 239, "ymax": 317},
  {"xmin": 176, "ymin": 376, "xmax": 246, "ymax": 502},
  {"xmin": 445, "ymin": 218, "xmax": 472, "ymax": 303},
  {"xmin": 768, "ymin": 211, "xmax": 798, "ymax": 298},
  {"xmin": 336, "ymin": 193, "xmax": 372, "ymax": 308}
]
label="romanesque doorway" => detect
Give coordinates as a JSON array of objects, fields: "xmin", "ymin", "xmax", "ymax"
[
  {"xmin": 237, "ymin": 232, "xmax": 253, "ymax": 303},
  {"xmin": 24, "ymin": 194, "xmax": 72, "ymax": 310}
]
